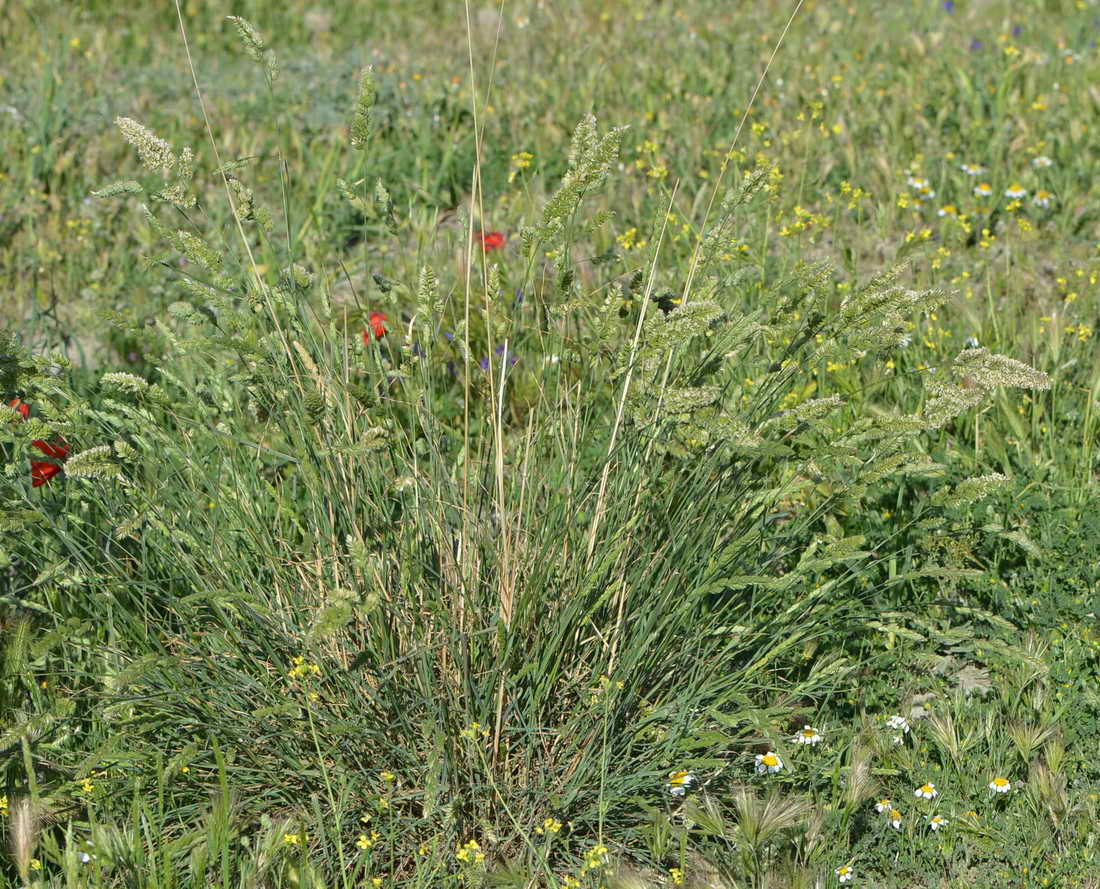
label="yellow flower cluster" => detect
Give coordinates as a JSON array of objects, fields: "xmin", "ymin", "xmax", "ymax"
[
  {"xmin": 509, "ymin": 151, "xmax": 534, "ymax": 183},
  {"xmin": 459, "ymin": 721, "xmax": 489, "ymax": 741},
  {"xmin": 778, "ymin": 205, "xmax": 830, "ymax": 238},
  {"xmin": 534, "ymin": 817, "xmax": 563, "ymax": 835},
  {"xmin": 616, "ymin": 227, "xmax": 647, "ymax": 251},
  {"xmin": 287, "ymin": 655, "xmax": 321, "ymax": 679},
  {"xmin": 455, "ymin": 839, "xmax": 485, "ymax": 864},
  {"xmin": 581, "ymin": 843, "xmax": 609, "ymax": 873}
]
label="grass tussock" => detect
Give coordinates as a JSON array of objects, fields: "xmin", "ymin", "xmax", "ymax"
[{"xmin": 1, "ymin": 2, "xmax": 1099, "ymax": 887}]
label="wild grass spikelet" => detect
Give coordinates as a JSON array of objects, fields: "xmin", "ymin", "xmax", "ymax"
[
  {"xmin": 350, "ymin": 67, "xmax": 377, "ymax": 149},
  {"xmin": 9, "ymin": 796, "xmax": 41, "ymax": 881},
  {"xmin": 115, "ymin": 117, "xmax": 182, "ymax": 177},
  {"xmin": 540, "ymin": 115, "xmax": 626, "ymax": 239},
  {"xmin": 226, "ymin": 16, "xmax": 278, "ymax": 82},
  {"xmin": 63, "ymin": 445, "xmax": 120, "ymax": 481}
]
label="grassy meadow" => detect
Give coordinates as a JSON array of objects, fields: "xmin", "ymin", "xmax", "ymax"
[{"xmin": 2, "ymin": 0, "xmax": 1100, "ymax": 886}]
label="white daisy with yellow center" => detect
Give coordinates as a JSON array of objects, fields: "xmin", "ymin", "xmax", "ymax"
[
  {"xmin": 874, "ymin": 798, "xmax": 892, "ymax": 814},
  {"xmin": 973, "ymin": 183, "xmax": 993, "ymax": 197},
  {"xmin": 793, "ymin": 725, "xmax": 822, "ymax": 745},
  {"xmin": 889, "ymin": 808, "xmax": 902, "ymax": 831},
  {"xmin": 835, "ymin": 865, "xmax": 854, "ymax": 883},
  {"xmin": 667, "ymin": 769, "xmax": 695, "ymax": 797},
  {"xmin": 928, "ymin": 814, "xmax": 949, "ymax": 831},
  {"xmin": 989, "ymin": 776, "xmax": 1011, "ymax": 794},
  {"xmin": 755, "ymin": 751, "xmax": 783, "ymax": 775},
  {"xmin": 914, "ymin": 782, "xmax": 938, "ymax": 800},
  {"xmin": 1005, "ymin": 184, "xmax": 1027, "ymax": 198}
]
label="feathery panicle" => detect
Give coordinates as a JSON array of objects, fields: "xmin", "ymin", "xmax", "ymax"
[
  {"xmin": 100, "ymin": 372, "xmax": 149, "ymax": 395},
  {"xmin": 374, "ymin": 178, "xmax": 397, "ymax": 232},
  {"xmin": 281, "ymin": 263, "xmax": 315, "ymax": 291},
  {"xmin": 842, "ymin": 745, "xmax": 877, "ymax": 810},
  {"xmin": 335, "ymin": 178, "xmax": 370, "ymax": 213},
  {"xmin": 9, "ymin": 796, "xmax": 40, "ymax": 881},
  {"xmin": 226, "ymin": 16, "xmax": 278, "ymax": 82},
  {"xmin": 226, "ymin": 15, "xmax": 266, "ymax": 61},
  {"xmin": 91, "ymin": 180, "xmax": 143, "ymax": 199},
  {"xmin": 227, "ymin": 177, "xmax": 273, "ymax": 233},
  {"xmin": 932, "ymin": 473, "xmax": 1011, "ymax": 508},
  {"xmin": 924, "ymin": 347, "xmax": 1050, "ymax": 429},
  {"xmin": 350, "ymin": 66, "xmax": 377, "ymax": 149},
  {"xmin": 107, "ymin": 122, "xmax": 195, "ymax": 208},
  {"xmin": 64, "ymin": 445, "xmax": 121, "ymax": 481},
  {"xmin": 157, "ymin": 182, "xmax": 196, "ymax": 210},
  {"xmin": 731, "ymin": 786, "xmax": 814, "ymax": 848},
  {"xmin": 541, "ymin": 115, "xmax": 626, "ymax": 239},
  {"xmin": 762, "ymin": 395, "xmax": 844, "ymax": 431},
  {"xmin": 416, "ymin": 265, "xmax": 442, "ymax": 319},
  {"xmin": 115, "ymin": 117, "xmax": 181, "ymax": 177},
  {"xmin": 953, "ymin": 347, "xmax": 1052, "ymax": 392}
]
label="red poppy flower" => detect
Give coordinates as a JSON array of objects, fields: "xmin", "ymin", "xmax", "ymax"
[
  {"xmin": 30, "ymin": 439, "xmax": 70, "ymax": 487},
  {"xmin": 8, "ymin": 399, "xmax": 29, "ymax": 421},
  {"xmin": 363, "ymin": 311, "xmax": 388, "ymax": 343},
  {"xmin": 479, "ymin": 231, "xmax": 506, "ymax": 251},
  {"xmin": 8, "ymin": 399, "xmax": 69, "ymax": 486}
]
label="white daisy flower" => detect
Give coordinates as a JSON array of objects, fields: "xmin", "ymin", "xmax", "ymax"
[
  {"xmin": 973, "ymin": 183, "xmax": 993, "ymax": 197},
  {"xmin": 928, "ymin": 814, "xmax": 949, "ymax": 831},
  {"xmin": 874, "ymin": 797, "xmax": 892, "ymax": 814},
  {"xmin": 893, "ymin": 735, "xmax": 905, "ymax": 745},
  {"xmin": 1005, "ymin": 184, "xmax": 1027, "ymax": 198},
  {"xmin": 1033, "ymin": 190, "xmax": 1053, "ymax": 208},
  {"xmin": 960, "ymin": 163, "xmax": 985, "ymax": 176},
  {"xmin": 907, "ymin": 176, "xmax": 930, "ymax": 190},
  {"xmin": 889, "ymin": 808, "xmax": 903, "ymax": 830},
  {"xmin": 914, "ymin": 782, "xmax": 938, "ymax": 800},
  {"xmin": 836, "ymin": 865, "xmax": 854, "ymax": 883},
  {"xmin": 1032, "ymin": 155, "xmax": 1054, "ymax": 168},
  {"xmin": 755, "ymin": 751, "xmax": 783, "ymax": 774},
  {"xmin": 886, "ymin": 714, "xmax": 910, "ymax": 734},
  {"xmin": 937, "ymin": 204, "xmax": 958, "ymax": 217},
  {"xmin": 989, "ymin": 776, "xmax": 1011, "ymax": 794},
  {"xmin": 793, "ymin": 725, "xmax": 823, "ymax": 745},
  {"xmin": 667, "ymin": 769, "xmax": 695, "ymax": 797}
]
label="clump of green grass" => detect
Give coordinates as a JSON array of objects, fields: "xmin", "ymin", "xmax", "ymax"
[{"xmin": 2, "ymin": 2, "xmax": 1098, "ymax": 888}]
